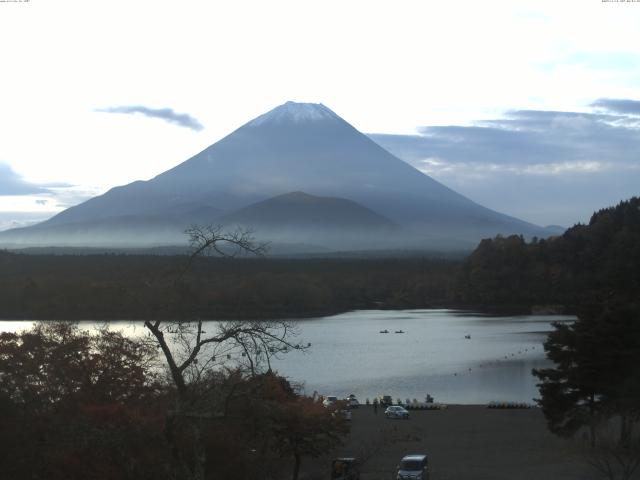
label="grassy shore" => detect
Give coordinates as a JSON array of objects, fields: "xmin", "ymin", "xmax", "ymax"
[{"xmin": 306, "ymin": 405, "xmax": 595, "ymax": 480}]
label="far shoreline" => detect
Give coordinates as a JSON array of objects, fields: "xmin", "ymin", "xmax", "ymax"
[{"xmin": 0, "ymin": 303, "xmax": 574, "ymax": 322}]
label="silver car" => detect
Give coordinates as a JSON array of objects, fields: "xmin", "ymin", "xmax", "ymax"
[
  {"xmin": 385, "ymin": 405, "xmax": 409, "ymax": 419},
  {"xmin": 397, "ymin": 454, "xmax": 429, "ymax": 480}
]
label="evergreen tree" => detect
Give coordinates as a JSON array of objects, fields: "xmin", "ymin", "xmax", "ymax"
[{"xmin": 534, "ymin": 303, "xmax": 640, "ymax": 445}]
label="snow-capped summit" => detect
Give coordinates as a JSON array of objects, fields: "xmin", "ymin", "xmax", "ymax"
[{"xmin": 247, "ymin": 101, "xmax": 340, "ymax": 126}]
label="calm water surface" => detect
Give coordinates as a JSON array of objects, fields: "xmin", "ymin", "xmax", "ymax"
[{"xmin": 0, "ymin": 309, "xmax": 574, "ymax": 404}]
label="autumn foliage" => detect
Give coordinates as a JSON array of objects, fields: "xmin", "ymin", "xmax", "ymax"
[
  {"xmin": 0, "ymin": 323, "xmax": 166, "ymax": 480},
  {"xmin": 0, "ymin": 323, "xmax": 347, "ymax": 480}
]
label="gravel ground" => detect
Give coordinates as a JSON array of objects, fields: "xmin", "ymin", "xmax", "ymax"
[{"xmin": 304, "ymin": 405, "xmax": 597, "ymax": 480}]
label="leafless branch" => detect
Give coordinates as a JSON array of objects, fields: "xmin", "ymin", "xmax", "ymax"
[{"xmin": 178, "ymin": 224, "xmax": 268, "ymax": 282}]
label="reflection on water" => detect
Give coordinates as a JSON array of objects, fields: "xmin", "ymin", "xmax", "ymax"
[{"xmin": 0, "ymin": 309, "xmax": 575, "ymax": 404}]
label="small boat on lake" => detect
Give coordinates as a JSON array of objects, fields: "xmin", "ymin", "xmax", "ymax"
[
  {"xmin": 395, "ymin": 330, "xmax": 404, "ymax": 334},
  {"xmin": 379, "ymin": 329, "xmax": 389, "ymax": 333}
]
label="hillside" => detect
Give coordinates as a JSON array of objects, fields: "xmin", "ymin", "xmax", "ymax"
[
  {"xmin": 220, "ymin": 191, "xmax": 397, "ymax": 249},
  {"xmin": 455, "ymin": 197, "xmax": 640, "ymax": 308}
]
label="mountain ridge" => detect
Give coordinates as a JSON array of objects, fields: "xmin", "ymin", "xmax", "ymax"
[
  {"xmin": 223, "ymin": 191, "xmax": 396, "ymax": 228},
  {"xmin": 0, "ymin": 101, "xmax": 554, "ymax": 250}
]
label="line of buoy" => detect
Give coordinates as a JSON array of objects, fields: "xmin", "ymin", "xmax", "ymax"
[
  {"xmin": 406, "ymin": 403, "xmax": 447, "ymax": 410},
  {"xmin": 449, "ymin": 344, "xmax": 543, "ymax": 377},
  {"xmin": 487, "ymin": 401, "xmax": 534, "ymax": 409}
]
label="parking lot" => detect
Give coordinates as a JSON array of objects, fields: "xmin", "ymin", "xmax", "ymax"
[{"xmin": 306, "ymin": 405, "xmax": 595, "ymax": 480}]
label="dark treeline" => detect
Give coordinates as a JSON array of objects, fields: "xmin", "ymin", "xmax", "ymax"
[
  {"xmin": 0, "ymin": 253, "xmax": 459, "ymax": 320},
  {"xmin": 455, "ymin": 197, "xmax": 640, "ymax": 310},
  {"xmin": 2, "ymin": 197, "xmax": 638, "ymax": 321}
]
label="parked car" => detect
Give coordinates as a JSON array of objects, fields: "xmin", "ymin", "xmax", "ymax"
[
  {"xmin": 333, "ymin": 409, "xmax": 352, "ymax": 421},
  {"xmin": 396, "ymin": 454, "xmax": 429, "ymax": 480},
  {"xmin": 323, "ymin": 395, "xmax": 338, "ymax": 408},
  {"xmin": 378, "ymin": 394, "xmax": 393, "ymax": 407},
  {"xmin": 346, "ymin": 394, "xmax": 360, "ymax": 408},
  {"xmin": 385, "ymin": 405, "xmax": 410, "ymax": 419},
  {"xmin": 331, "ymin": 457, "xmax": 360, "ymax": 480}
]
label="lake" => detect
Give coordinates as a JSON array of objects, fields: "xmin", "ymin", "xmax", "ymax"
[{"xmin": 0, "ymin": 309, "xmax": 573, "ymax": 404}]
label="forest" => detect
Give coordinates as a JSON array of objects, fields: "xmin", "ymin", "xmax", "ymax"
[
  {"xmin": 455, "ymin": 197, "xmax": 640, "ymax": 310},
  {"xmin": 1, "ymin": 198, "xmax": 639, "ymax": 320},
  {"xmin": 0, "ymin": 253, "xmax": 459, "ymax": 320}
]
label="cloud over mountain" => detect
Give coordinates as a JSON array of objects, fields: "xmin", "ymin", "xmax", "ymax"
[
  {"xmin": 0, "ymin": 163, "xmax": 87, "ymax": 231},
  {"xmin": 0, "ymin": 163, "xmax": 48, "ymax": 195},
  {"xmin": 591, "ymin": 98, "xmax": 640, "ymax": 116},
  {"xmin": 370, "ymin": 99, "xmax": 640, "ymax": 226},
  {"xmin": 96, "ymin": 105, "xmax": 204, "ymax": 131}
]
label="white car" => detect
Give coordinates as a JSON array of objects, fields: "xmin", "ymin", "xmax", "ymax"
[
  {"xmin": 385, "ymin": 405, "xmax": 410, "ymax": 419},
  {"xmin": 323, "ymin": 395, "xmax": 338, "ymax": 408}
]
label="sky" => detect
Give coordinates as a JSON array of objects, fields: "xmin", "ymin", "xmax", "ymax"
[{"xmin": 0, "ymin": 0, "xmax": 639, "ymax": 230}]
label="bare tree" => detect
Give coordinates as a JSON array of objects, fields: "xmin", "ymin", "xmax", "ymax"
[{"xmin": 142, "ymin": 225, "xmax": 307, "ymax": 480}]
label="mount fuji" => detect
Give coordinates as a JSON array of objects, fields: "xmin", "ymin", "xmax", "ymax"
[{"xmin": 0, "ymin": 101, "xmax": 553, "ymax": 251}]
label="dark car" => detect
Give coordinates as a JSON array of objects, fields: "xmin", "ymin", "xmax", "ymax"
[
  {"xmin": 331, "ymin": 457, "xmax": 360, "ymax": 480},
  {"xmin": 385, "ymin": 405, "xmax": 410, "ymax": 419},
  {"xmin": 397, "ymin": 454, "xmax": 429, "ymax": 480},
  {"xmin": 378, "ymin": 394, "xmax": 393, "ymax": 407}
]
